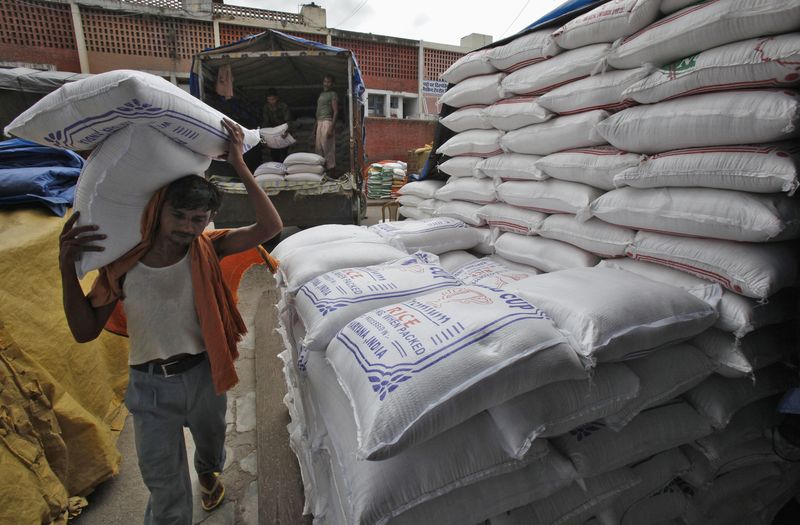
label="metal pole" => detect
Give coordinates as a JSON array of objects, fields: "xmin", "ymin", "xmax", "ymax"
[{"xmin": 348, "ymin": 57, "xmax": 355, "ymax": 177}]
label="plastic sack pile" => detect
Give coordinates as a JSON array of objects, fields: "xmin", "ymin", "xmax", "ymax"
[
  {"xmin": 281, "ymin": 0, "xmax": 800, "ymax": 523},
  {"xmin": 3, "ymin": 69, "xmax": 260, "ymax": 278},
  {"xmin": 366, "ymin": 161, "xmax": 407, "ymax": 200},
  {"xmin": 254, "ymin": 152, "xmax": 328, "ymax": 184}
]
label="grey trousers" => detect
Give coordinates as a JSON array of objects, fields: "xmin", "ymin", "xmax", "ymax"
[{"xmin": 125, "ymin": 354, "xmax": 227, "ymax": 525}]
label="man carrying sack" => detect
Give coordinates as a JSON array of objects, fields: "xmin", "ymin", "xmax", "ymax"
[{"xmin": 58, "ymin": 118, "xmax": 282, "ymax": 524}]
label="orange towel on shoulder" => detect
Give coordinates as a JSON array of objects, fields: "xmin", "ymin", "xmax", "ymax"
[{"xmin": 88, "ymin": 188, "xmax": 278, "ymax": 394}]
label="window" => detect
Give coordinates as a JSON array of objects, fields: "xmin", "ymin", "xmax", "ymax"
[{"xmin": 368, "ymin": 93, "xmax": 386, "ymax": 117}]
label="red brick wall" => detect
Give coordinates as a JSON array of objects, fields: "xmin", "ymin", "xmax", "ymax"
[
  {"xmin": 0, "ymin": 0, "xmax": 80, "ymax": 71},
  {"xmin": 365, "ymin": 117, "xmax": 436, "ymax": 164},
  {"xmin": 333, "ymin": 37, "xmax": 418, "ymax": 93}
]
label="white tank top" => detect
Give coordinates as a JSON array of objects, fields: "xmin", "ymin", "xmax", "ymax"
[{"xmin": 122, "ymin": 252, "xmax": 205, "ymax": 365}]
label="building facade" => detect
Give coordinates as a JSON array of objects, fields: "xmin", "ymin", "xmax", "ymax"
[{"xmin": 0, "ymin": 0, "xmax": 491, "ymax": 163}]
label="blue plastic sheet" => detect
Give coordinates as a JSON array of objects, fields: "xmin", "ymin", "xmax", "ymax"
[{"xmin": 0, "ymin": 138, "xmax": 83, "ymax": 216}]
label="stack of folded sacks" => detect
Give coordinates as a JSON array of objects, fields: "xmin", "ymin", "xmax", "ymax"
[
  {"xmin": 283, "ymin": 152, "xmax": 326, "ymax": 183},
  {"xmin": 253, "ymin": 161, "xmax": 287, "ymax": 183},
  {"xmin": 366, "ymin": 161, "xmax": 407, "ymax": 200},
  {"xmin": 427, "ymin": 0, "xmax": 800, "ymax": 522}
]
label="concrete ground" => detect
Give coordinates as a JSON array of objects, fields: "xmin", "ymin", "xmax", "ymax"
[{"xmin": 73, "ymin": 203, "xmax": 384, "ymax": 525}]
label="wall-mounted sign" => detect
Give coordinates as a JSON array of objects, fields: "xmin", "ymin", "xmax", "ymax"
[{"xmin": 422, "ymin": 80, "xmax": 448, "ymax": 96}]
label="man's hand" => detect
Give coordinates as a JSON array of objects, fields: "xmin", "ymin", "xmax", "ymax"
[
  {"xmin": 222, "ymin": 118, "xmax": 246, "ymax": 167},
  {"xmin": 326, "ymin": 126, "xmax": 334, "ymax": 138},
  {"xmin": 59, "ymin": 211, "xmax": 105, "ymax": 271}
]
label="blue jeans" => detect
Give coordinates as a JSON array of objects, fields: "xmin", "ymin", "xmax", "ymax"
[{"xmin": 125, "ymin": 354, "xmax": 227, "ymax": 525}]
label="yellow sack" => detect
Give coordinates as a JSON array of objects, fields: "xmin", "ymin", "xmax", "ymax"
[{"xmin": 0, "ymin": 209, "xmax": 129, "ymax": 524}]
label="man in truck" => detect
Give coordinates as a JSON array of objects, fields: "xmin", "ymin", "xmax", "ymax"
[
  {"xmin": 261, "ymin": 87, "xmax": 293, "ymax": 163},
  {"xmin": 58, "ymin": 119, "xmax": 282, "ymax": 524},
  {"xmin": 313, "ymin": 74, "xmax": 339, "ymax": 178}
]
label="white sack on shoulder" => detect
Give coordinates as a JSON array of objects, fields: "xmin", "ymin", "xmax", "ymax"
[
  {"xmin": 536, "ymin": 146, "xmax": 642, "ymax": 191},
  {"xmin": 482, "ymin": 97, "xmax": 553, "ymax": 131},
  {"xmin": 486, "ymin": 29, "xmax": 560, "ymax": 72},
  {"xmin": 325, "ymin": 285, "xmax": 583, "ymax": 459},
  {"xmin": 551, "ymin": 0, "xmax": 662, "ymax": 50},
  {"xmin": 538, "ymin": 214, "xmax": 635, "ymax": 257},
  {"xmin": 72, "ymin": 124, "xmax": 211, "ymax": 278},
  {"xmin": 614, "ymin": 143, "xmax": 800, "ymax": 194},
  {"xmin": 625, "ymin": 231, "xmax": 799, "ymax": 299},
  {"xmin": 596, "ymin": 90, "xmax": 800, "ymax": 154},
  {"xmin": 624, "ymin": 33, "xmax": 800, "ymax": 104},
  {"xmin": 436, "ymin": 129, "xmax": 505, "ymax": 157},
  {"xmin": 4, "ymin": 69, "xmax": 259, "ymax": 157},
  {"xmin": 369, "ymin": 217, "xmax": 484, "ymax": 254},
  {"xmin": 537, "ymin": 67, "xmax": 648, "ymax": 115},
  {"xmin": 476, "ymin": 153, "xmax": 547, "ymax": 181},
  {"xmin": 589, "ymin": 186, "xmax": 800, "ymax": 242},
  {"xmin": 508, "ymin": 266, "xmax": 720, "ymax": 362},
  {"xmin": 439, "ymin": 48, "xmax": 497, "ymax": 84},
  {"xmin": 497, "ymin": 179, "xmax": 604, "ymax": 217},
  {"xmin": 501, "ymin": 110, "xmax": 609, "ymax": 156},
  {"xmin": 607, "ymin": 0, "xmax": 800, "ymax": 70},
  {"xmin": 495, "ymin": 233, "xmax": 600, "ymax": 273},
  {"xmin": 500, "ymin": 43, "xmax": 612, "ymax": 97},
  {"xmin": 438, "ymin": 73, "xmax": 505, "ymax": 108}
]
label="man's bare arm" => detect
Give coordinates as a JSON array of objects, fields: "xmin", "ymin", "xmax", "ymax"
[
  {"xmin": 330, "ymin": 96, "xmax": 339, "ymax": 137},
  {"xmin": 214, "ymin": 118, "xmax": 283, "ymax": 259},
  {"xmin": 59, "ymin": 212, "xmax": 118, "ymax": 342}
]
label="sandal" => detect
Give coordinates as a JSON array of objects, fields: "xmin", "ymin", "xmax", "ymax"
[{"xmin": 199, "ymin": 472, "xmax": 225, "ymax": 511}]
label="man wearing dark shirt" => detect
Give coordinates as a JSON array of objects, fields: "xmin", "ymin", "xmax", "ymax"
[{"xmin": 261, "ymin": 88, "xmax": 292, "ymax": 163}]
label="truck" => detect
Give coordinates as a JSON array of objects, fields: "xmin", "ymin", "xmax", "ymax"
[{"xmin": 189, "ymin": 29, "xmax": 368, "ymax": 232}]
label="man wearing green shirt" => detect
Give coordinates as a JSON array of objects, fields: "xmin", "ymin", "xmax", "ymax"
[
  {"xmin": 261, "ymin": 88, "xmax": 292, "ymax": 163},
  {"xmin": 313, "ymin": 74, "xmax": 339, "ymax": 177}
]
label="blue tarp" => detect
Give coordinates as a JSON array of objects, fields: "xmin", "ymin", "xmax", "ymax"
[
  {"xmin": 521, "ymin": 0, "xmax": 606, "ymax": 33},
  {"xmin": 189, "ymin": 29, "xmax": 366, "ymax": 105},
  {"xmin": 0, "ymin": 138, "xmax": 84, "ymax": 216}
]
